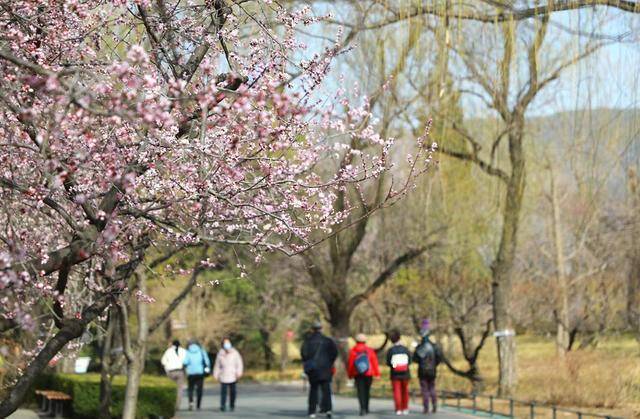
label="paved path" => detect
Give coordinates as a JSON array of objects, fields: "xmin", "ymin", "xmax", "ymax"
[
  {"xmin": 7, "ymin": 409, "xmax": 39, "ymax": 419},
  {"xmin": 176, "ymin": 383, "xmax": 474, "ymax": 419}
]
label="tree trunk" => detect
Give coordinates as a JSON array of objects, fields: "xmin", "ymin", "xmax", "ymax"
[
  {"xmin": 0, "ymin": 298, "xmax": 111, "ymax": 418},
  {"xmin": 59, "ymin": 355, "xmax": 76, "ymax": 374},
  {"xmin": 280, "ymin": 330, "xmax": 289, "ymax": 371},
  {"xmin": 259, "ymin": 327, "xmax": 274, "ymax": 371},
  {"xmin": 122, "ymin": 347, "xmax": 146, "ymax": 419},
  {"xmin": 491, "ymin": 132, "xmax": 525, "ymax": 397},
  {"xmin": 444, "ymin": 326, "xmax": 455, "ymax": 360},
  {"xmin": 327, "ymin": 302, "xmax": 352, "ymax": 363},
  {"xmin": 629, "ymin": 244, "xmax": 640, "ymax": 343},
  {"xmin": 99, "ymin": 309, "xmax": 117, "ymax": 419},
  {"xmin": 122, "ymin": 273, "xmax": 150, "ymax": 419},
  {"xmin": 549, "ymin": 165, "xmax": 570, "ymax": 357},
  {"xmin": 327, "ymin": 302, "xmax": 352, "ymax": 395},
  {"xmin": 627, "ymin": 170, "xmax": 640, "ymax": 342}
]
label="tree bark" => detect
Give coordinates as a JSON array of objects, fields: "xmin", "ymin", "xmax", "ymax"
[
  {"xmin": 328, "ymin": 305, "xmax": 351, "ymax": 395},
  {"xmin": 259, "ymin": 327, "xmax": 275, "ymax": 371},
  {"xmin": 121, "ymin": 250, "xmax": 213, "ymax": 418},
  {"xmin": 0, "ymin": 298, "xmax": 111, "ymax": 417},
  {"xmin": 491, "ymin": 131, "xmax": 525, "ymax": 396},
  {"xmin": 549, "ymin": 165, "xmax": 571, "ymax": 357},
  {"xmin": 121, "ymin": 347, "xmax": 146, "ymax": 419},
  {"xmin": 627, "ymin": 170, "xmax": 640, "ymax": 342},
  {"xmin": 327, "ymin": 297, "xmax": 353, "ymax": 363},
  {"xmin": 99, "ymin": 308, "xmax": 117, "ymax": 419},
  {"xmin": 122, "ymin": 273, "xmax": 150, "ymax": 419},
  {"xmin": 280, "ymin": 330, "xmax": 289, "ymax": 371}
]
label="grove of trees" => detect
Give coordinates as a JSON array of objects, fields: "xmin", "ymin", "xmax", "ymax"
[{"xmin": 2, "ymin": 0, "xmax": 640, "ymax": 417}]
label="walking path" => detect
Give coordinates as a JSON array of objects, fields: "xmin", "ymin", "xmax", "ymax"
[
  {"xmin": 176, "ymin": 383, "xmax": 474, "ymax": 418},
  {"xmin": 7, "ymin": 409, "xmax": 39, "ymax": 419}
]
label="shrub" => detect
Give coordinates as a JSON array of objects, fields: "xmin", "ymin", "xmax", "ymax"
[{"xmin": 44, "ymin": 373, "xmax": 175, "ymax": 418}]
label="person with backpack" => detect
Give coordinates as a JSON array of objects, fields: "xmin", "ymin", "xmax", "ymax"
[
  {"xmin": 347, "ymin": 333, "xmax": 380, "ymax": 416},
  {"xmin": 213, "ymin": 337, "xmax": 244, "ymax": 412},
  {"xmin": 161, "ymin": 339, "xmax": 187, "ymax": 410},
  {"xmin": 386, "ymin": 330, "xmax": 411, "ymax": 415},
  {"xmin": 301, "ymin": 321, "xmax": 339, "ymax": 418},
  {"xmin": 413, "ymin": 323, "xmax": 443, "ymax": 414},
  {"xmin": 183, "ymin": 339, "xmax": 211, "ymax": 411}
]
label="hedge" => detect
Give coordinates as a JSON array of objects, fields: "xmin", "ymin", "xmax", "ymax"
[{"xmin": 44, "ymin": 373, "xmax": 176, "ymax": 418}]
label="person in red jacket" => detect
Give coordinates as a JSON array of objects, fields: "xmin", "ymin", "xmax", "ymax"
[{"xmin": 347, "ymin": 333, "xmax": 381, "ymax": 416}]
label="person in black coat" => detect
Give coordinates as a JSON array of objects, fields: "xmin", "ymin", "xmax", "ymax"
[
  {"xmin": 386, "ymin": 330, "xmax": 411, "ymax": 415},
  {"xmin": 413, "ymin": 325, "xmax": 443, "ymax": 413},
  {"xmin": 301, "ymin": 321, "xmax": 338, "ymax": 418}
]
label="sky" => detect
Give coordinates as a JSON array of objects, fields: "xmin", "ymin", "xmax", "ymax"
[{"xmin": 298, "ymin": 1, "xmax": 640, "ymax": 118}]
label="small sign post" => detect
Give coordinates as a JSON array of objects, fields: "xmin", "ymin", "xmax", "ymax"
[{"xmin": 493, "ymin": 329, "xmax": 516, "ymax": 338}]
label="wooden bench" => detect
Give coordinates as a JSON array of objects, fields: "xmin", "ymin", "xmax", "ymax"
[{"xmin": 35, "ymin": 390, "xmax": 72, "ymax": 417}]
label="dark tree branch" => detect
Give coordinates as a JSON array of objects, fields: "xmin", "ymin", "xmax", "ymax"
[
  {"xmin": 181, "ymin": 0, "xmax": 231, "ymax": 82},
  {"xmin": 343, "ymin": 0, "xmax": 640, "ymax": 30},
  {"xmin": 0, "ymin": 177, "xmax": 78, "ymax": 229},
  {"xmin": 0, "ymin": 296, "xmax": 112, "ymax": 417},
  {"xmin": 471, "ymin": 318, "xmax": 494, "ymax": 364},
  {"xmin": 149, "ymin": 249, "xmax": 225, "ymax": 334},
  {"xmin": 438, "ymin": 145, "xmax": 509, "ymax": 182},
  {"xmin": 347, "ymin": 241, "xmax": 439, "ymax": 312},
  {"xmin": 0, "ymin": 238, "xmax": 149, "ymax": 417}
]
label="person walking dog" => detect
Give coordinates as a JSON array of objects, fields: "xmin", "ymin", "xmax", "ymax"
[
  {"xmin": 347, "ymin": 333, "xmax": 380, "ymax": 416},
  {"xmin": 213, "ymin": 337, "xmax": 244, "ymax": 412}
]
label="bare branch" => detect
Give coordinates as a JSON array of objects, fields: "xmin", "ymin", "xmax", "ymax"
[
  {"xmin": 438, "ymin": 146, "xmax": 510, "ymax": 182},
  {"xmin": 342, "ymin": 0, "xmax": 640, "ymax": 30}
]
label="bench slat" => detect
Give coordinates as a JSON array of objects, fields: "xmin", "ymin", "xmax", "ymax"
[{"xmin": 35, "ymin": 389, "xmax": 72, "ymax": 401}]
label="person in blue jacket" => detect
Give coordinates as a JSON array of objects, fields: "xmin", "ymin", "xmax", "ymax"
[{"xmin": 183, "ymin": 339, "xmax": 211, "ymax": 411}]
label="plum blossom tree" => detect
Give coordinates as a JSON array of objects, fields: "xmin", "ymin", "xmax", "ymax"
[{"xmin": 0, "ymin": 1, "xmax": 434, "ymax": 415}]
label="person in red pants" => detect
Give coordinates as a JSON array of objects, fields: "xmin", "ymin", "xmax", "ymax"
[
  {"xmin": 386, "ymin": 330, "xmax": 411, "ymax": 415},
  {"xmin": 347, "ymin": 333, "xmax": 381, "ymax": 416}
]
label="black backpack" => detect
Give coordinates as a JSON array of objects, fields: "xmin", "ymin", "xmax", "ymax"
[{"xmin": 416, "ymin": 341, "xmax": 437, "ymax": 379}]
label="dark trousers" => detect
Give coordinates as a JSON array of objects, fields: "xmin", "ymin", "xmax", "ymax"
[
  {"xmin": 355, "ymin": 376, "xmax": 372, "ymax": 413},
  {"xmin": 187, "ymin": 374, "xmax": 204, "ymax": 408},
  {"xmin": 308, "ymin": 380, "xmax": 332, "ymax": 414},
  {"xmin": 419, "ymin": 378, "xmax": 437, "ymax": 411},
  {"xmin": 220, "ymin": 382, "xmax": 237, "ymax": 409}
]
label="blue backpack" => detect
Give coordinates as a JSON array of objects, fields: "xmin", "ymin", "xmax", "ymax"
[{"xmin": 354, "ymin": 350, "xmax": 370, "ymax": 375}]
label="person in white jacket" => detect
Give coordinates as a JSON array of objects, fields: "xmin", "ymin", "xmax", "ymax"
[
  {"xmin": 213, "ymin": 338, "xmax": 244, "ymax": 412},
  {"xmin": 161, "ymin": 340, "xmax": 187, "ymax": 410}
]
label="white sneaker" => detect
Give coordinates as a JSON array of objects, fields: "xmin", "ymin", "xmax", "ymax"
[
  {"xmin": 396, "ymin": 411, "xmax": 402, "ymax": 416},
  {"xmin": 309, "ymin": 415, "xmax": 316, "ymax": 418},
  {"xmin": 403, "ymin": 409, "xmax": 410, "ymax": 415}
]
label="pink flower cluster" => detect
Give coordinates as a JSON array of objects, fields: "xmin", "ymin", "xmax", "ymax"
[{"xmin": 0, "ymin": 1, "xmax": 434, "ymax": 347}]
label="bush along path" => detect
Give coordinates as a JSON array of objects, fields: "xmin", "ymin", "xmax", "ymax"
[
  {"xmin": 32, "ymin": 374, "xmax": 176, "ymax": 418},
  {"xmin": 176, "ymin": 383, "xmax": 473, "ymax": 418}
]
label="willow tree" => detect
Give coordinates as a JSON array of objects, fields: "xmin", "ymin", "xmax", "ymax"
[
  {"xmin": 332, "ymin": 0, "xmax": 627, "ymax": 395},
  {"xmin": 298, "ymin": 16, "xmax": 441, "ymax": 353}
]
